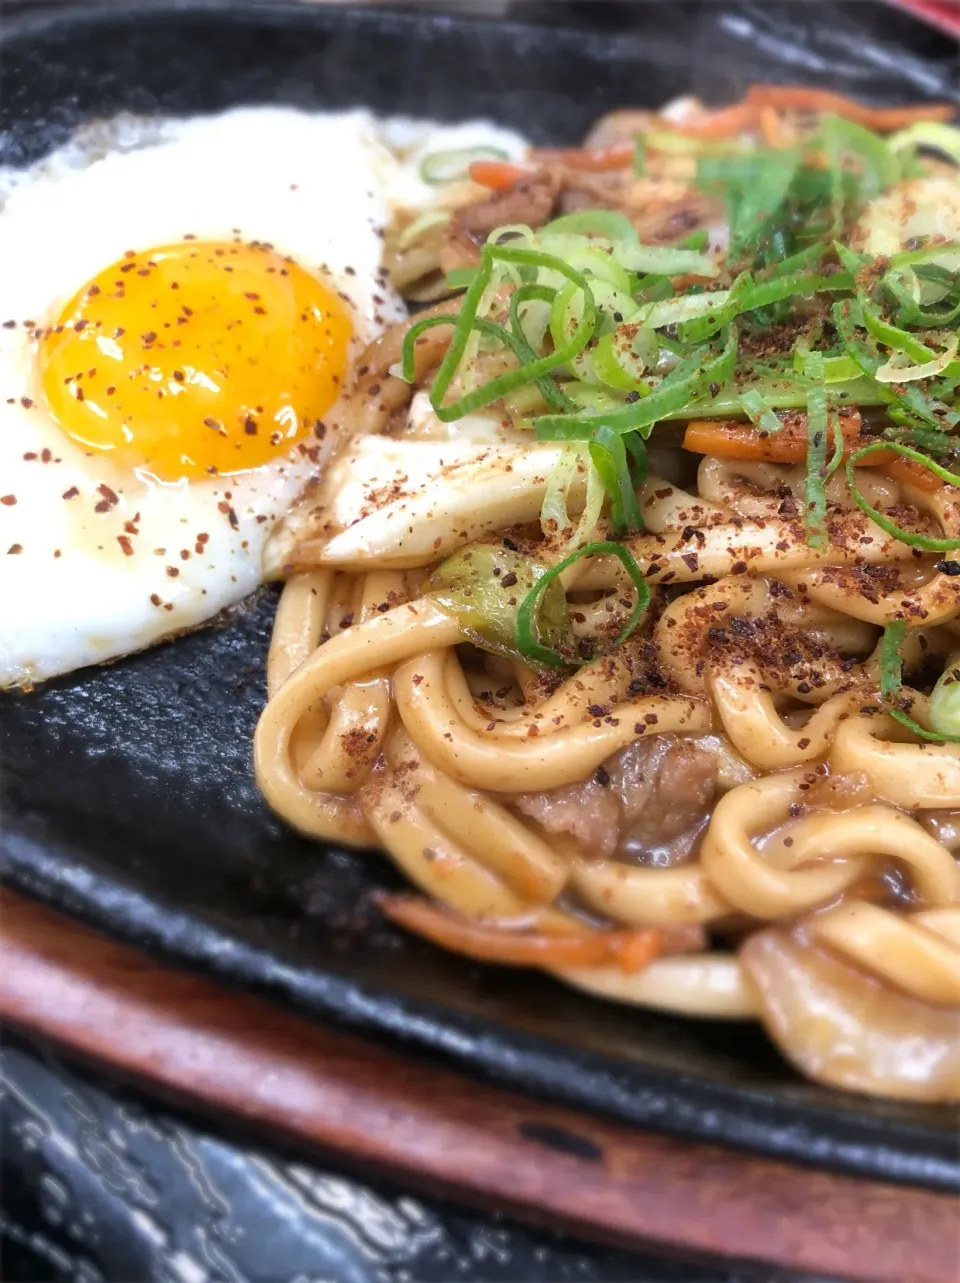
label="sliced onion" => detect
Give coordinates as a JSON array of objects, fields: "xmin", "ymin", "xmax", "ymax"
[
  {"xmin": 741, "ymin": 927, "xmax": 960, "ymax": 1101},
  {"xmin": 876, "ymin": 333, "xmax": 958, "ymax": 384}
]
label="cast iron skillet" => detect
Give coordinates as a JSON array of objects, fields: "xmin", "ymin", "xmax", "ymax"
[{"xmin": 2, "ymin": 0, "xmax": 959, "ymax": 1193}]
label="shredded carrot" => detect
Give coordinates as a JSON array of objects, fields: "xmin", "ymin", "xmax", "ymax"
[
  {"xmin": 379, "ymin": 894, "xmax": 664, "ymax": 973},
  {"xmin": 885, "ymin": 456, "xmax": 944, "ymax": 494},
  {"xmin": 746, "ymin": 84, "xmax": 956, "ymax": 132},
  {"xmin": 682, "ymin": 415, "xmax": 948, "ymax": 493},
  {"xmin": 759, "ymin": 105, "xmax": 786, "ymax": 148},
  {"xmin": 615, "ymin": 931, "xmax": 663, "ymax": 973},
  {"xmin": 682, "ymin": 411, "xmax": 862, "ymax": 464},
  {"xmin": 674, "ymin": 99, "xmax": 761, "ymax": 139},
  {"xmin": 670, "ymin": 272, "xmax": 718, "ymax": 290},
  {"xmin": 532, "ymin": 141, "xmax": 636, "ymax": 171},
  {"xmin": 468, "ymin": 159, "xmax": 530, "ymax": 190}
]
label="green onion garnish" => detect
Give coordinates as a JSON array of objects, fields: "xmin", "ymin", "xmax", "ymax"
[
  {"xmin": 588, "ymin": 426, "xmax": 644, "ymax": 534},
  {"xmin": 846, "ymin": 442, "xmax": 960, "ymax": 551},
  {"xmin": 516, "ymin": 541, "xmax": 651, "ymax": 668},
  {"xmin": 740, "ymin": 387, "xmax": 782, "ymax": 434},
  {"xmin": 728, "ymin": 147, "xmax": 801, "ymax": 260},
  {"xmin": 804, "ymin": 352, "xmax": 829, "ymax": 548},
  {"xmin": 535, "ymin": 324, "xmax": 738, "ymax": 441},
  {"xmin": 881, "ymin": 621, "xmax": 960, "ymax": 743},
  {"xmin": 929, "ymin": 654, "xmax": 960, "ymax": 739},
  {"xmin": 887, "ymin": 122, "xmax": 960, "ymax": 165},
  {"xmin": 419, "ymin": 146, "xmax": 509, "ymax": 185}
]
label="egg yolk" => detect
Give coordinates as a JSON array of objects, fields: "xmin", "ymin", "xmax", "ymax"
[{"xmin": 39, "ymin": 241, "xmax": 353, "ymax": 482}]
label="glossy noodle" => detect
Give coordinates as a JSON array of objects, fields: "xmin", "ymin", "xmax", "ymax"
[{"xmin": 256, "ymin": 88, "xmax": 960, "ymax": 1101}]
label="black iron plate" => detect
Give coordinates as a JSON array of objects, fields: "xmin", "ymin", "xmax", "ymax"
[{"xmin": 2, "ymin": 0, "xmax": 958, "ymax": 1195}]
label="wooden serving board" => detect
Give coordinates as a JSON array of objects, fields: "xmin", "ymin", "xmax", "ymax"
[{"xmin": 1, "ymin": 887, "xmax": 957, "ymax": 1283}]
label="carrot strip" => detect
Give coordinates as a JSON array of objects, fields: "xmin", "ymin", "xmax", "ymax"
[
  {"xmin": 682, "ymin": 411, "xmax": 862, "ymax": 464},
  {"xmin": 670, "ymin": 272, "xmax": 719, "ymax": 290},
  {"xmin": 674, "ymin": 99, "xmax": 761, "ymax": 139},
  {"xmin": 885, "ymin": 456, "xmax": 945, "ymax": 493},
  {"xmin": 468, "ymin": 159, "xmax": 531, "ymax": 190},
  {"xmin": 532, "ymin": 141, "xmax": 636, "ymax": 171},
  {"xmin": 746, "ymin": 84, "xmax": 956, "ymax": 132},
  {"xmin": 379, "ymin": 894, "xmax": 664, "ymax": 973},
  {"xmin": 682, "ymin": 416, "xmax": 947, "ymax": 493},
  {"xmin": 759, "ymin": 105, "xmax": 786, "ymax": 148}
]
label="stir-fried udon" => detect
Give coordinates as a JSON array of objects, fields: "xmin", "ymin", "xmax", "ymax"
[{"xmin": 255, "ymin": 85, "xmax": 960, "ymax": 1102}]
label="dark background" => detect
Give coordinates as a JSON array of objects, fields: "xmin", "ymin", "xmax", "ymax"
[
  {"xmin": 2, "ymin": 1031, "xmax": 830, "ymax": 1283},
  {"xmin": 1, "ymin": 3, "xmax": 955, "ymax": 1281}
]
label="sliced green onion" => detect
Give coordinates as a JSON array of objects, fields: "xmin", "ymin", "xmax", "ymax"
[
  {"xmin": 683, "ymin": 373, "xmax": 883, "ymax": 419},
  {"xmin": 881, "ymin": 621, "xmax": 960, "ymax": 743},
  {"xmin": 887, "ymin": 122, "xmax": 960, "ymax": 165},
  {"xmin": 891, "ymin": 243, "xmax": 960, "ymax": 270},
  {"xmin": 882, "ymin": 422, "xmax": 959, "ymax": 459},
  {"xmin": 821, "ymin": 113, "xmax": 900, "ymax": 204},
  {"xmin": 535, "ymin": 325, "xmax": 738, "ymax": 441},
  {"xmin": 510, "ymin": 281, "xmax": 554, "ymax": 349},
  {"xmin": 590, "ymin": 323, "xmax": 659, "ymax": 391},
  {"xmin": 743, "ymin": 269, "xmax": 854, "ymax": 312},
  {"xmin": 624, "ymin": 431, "xmax": 649, "ymax": 488},
  {"xmin": 832, "ymin": 300, "xmax": 959, "ymax": 431},
  {"xmin": 740, "ymin": 387, "xmax": 782, "ymax": 434},
  {"xmin": 400, "ymin": 312, "xmax": 461, "ymax": 382},
  {"xmin": 846, "ymin": 442, "xmax": 960, "ymax": 551},
  {"xmin": 428, "ymin": 244, "xmax": 598, "ymax": 422},
  {"xmin": 804, "ymin": 352, "xmax": 829, "ymax": 548},
  {"xmin": 419, "ymin": 145, "xmax": 509, "ymax": 185},
  {"xmin": 860, "ymin": 298, "xmax": 937, "ymax": 366},
  {"xmin": 541, "ymin": 209, "xmax": 638, "ymax": 246},
  {"xmin": 876, "ymin": 333, "xmax": 959, "ymax": 384},
  {"xmin": 929, "ymin": 653, "xmax": 960, "ymax": 738},
  {"xmin": 516, "ymin": 541, "xmax": 651, "ymax": 668},
  {"xmin": 540, "ymin": 445, "xmax": 580, "ymax": 537},
  {"xmin": 680, "ymin": 271, "xmax": 752, "ymax": 344},
  {"xmin": 824, "ymin": 403, "xmax": 846, "ymax": 480},
  {"xmin": 677, "ymin": 230, "xmax": 710, "ymax": 253},
  {"xmin": 728, "ymin": 147, "xmax": 801, "ymax": 260},
  {"xmin": 767, "ymin": 242, "xmax": 830, "ymax": 280},
  {"xmin": 588, "ymin": 426, "xmax": 644, "ymax": 534},
  {"xmin": 635, "ymin": 289, "xmax": 729, "ymax": 330},
  {"xmin": 886, "ymin": 266, "xmax": 960, "ymax": 327},
  {"xmin": 445, "ymin": 267, "xmax": 479, "ymax": 290},
  {"xmin": 619, "ymin": 243, "xmax": 720, "ymax": 278},
  {"xmin": 633, "ymin": 135, "xmax": 646, "ymax": 175},
  {"xmin": 507, "ymin": 284, "xmax": 573, "ymax": 412},
  {"xmin": 540, "ymin": 444, "xmax": 605, "ymax": 551}
]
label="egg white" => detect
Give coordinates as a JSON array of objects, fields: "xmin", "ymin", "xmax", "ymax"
[{"xmin": 0, "ymin": 106, "xmax": 409, "ymax": 688}]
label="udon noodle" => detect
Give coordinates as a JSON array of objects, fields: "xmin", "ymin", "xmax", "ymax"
[{"xmin": 256, "ymin": 88, "xmax": 960, "ymax": 1101}]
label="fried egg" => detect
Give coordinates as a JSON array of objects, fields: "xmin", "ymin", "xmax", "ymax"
[{"xmin": 0, "ymin": 107, "xmax": 410, "ymax": 687}]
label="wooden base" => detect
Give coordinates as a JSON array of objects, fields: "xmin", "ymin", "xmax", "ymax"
[{"xmin": 1, "ymin": 887, "xmax": 957, "ymax": 1282}]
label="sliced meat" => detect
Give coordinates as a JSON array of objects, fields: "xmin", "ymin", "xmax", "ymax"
[
  {"xmin": 583, "ymin": 109, "xmax": 660, "ymax": 149},
  {"xmin": 514, "ymin": 734, "xmax": 718, "ymax": 863},
  {"xmin": 557, "ymin": 170, "xmax": 632, "ymax": 216},
  {"xmin": 441, "ymin": 167, "xmax": 722, "ymax": 284},
  {"xmin": 515, "ymin": 773, "xmax": 622, "ymax": 859},
  {"xmin": 560, "ymin": 173, "xmax": 724, "ymax": 247},
  {"xmin": 611, "ymin": 736, "xmax": 717, "ymax": 864},
  {"xmin": 451, "ymin": 166, "xmax": 564, "ymax": 246},
  {"xmin": 625, "ymin": 181, "xmax": 720, "ymax": 246},
  {"xmin": 439, "ymin": 222, "xmax": 484, "ymax": 275}
]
